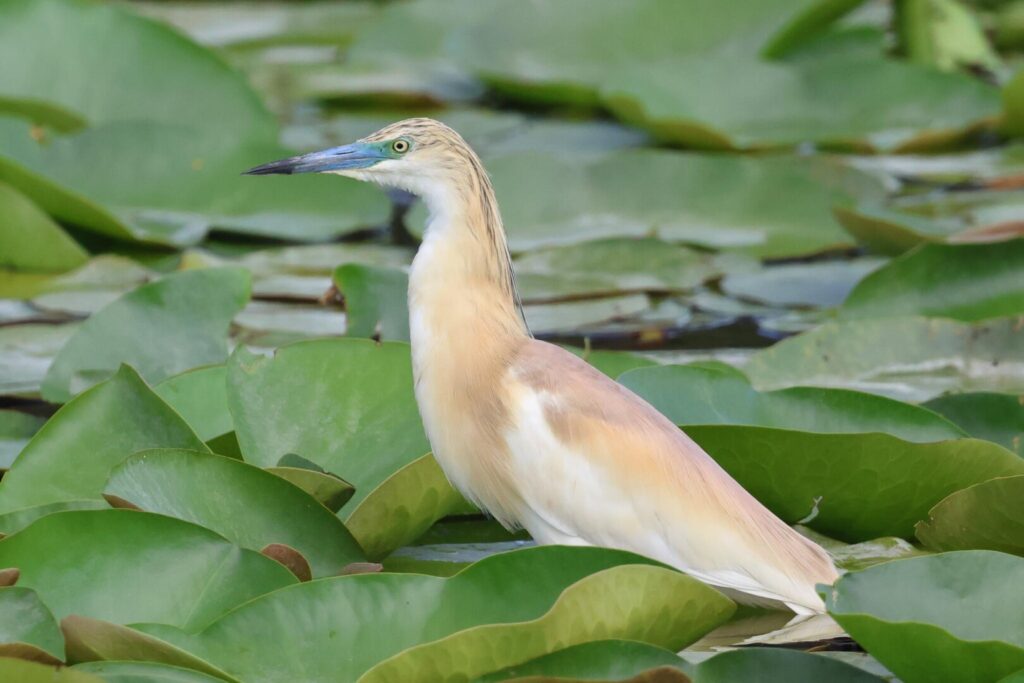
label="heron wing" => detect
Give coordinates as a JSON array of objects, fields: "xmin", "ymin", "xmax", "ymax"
[{"xmin": 502, "ymin": 339, "xmax": 837, "ymax": 614}]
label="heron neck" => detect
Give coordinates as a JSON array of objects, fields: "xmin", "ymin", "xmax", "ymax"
[{"xmin": 408, "ymin": 178, "xmax": 527, "ymax": 343}]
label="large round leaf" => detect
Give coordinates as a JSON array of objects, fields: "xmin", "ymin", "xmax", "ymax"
[
  {"xmin": 0, "ymin": 658, "xmax": 101, "ymax": 683},
  {"xmin": 154, "ymin": 366, "xmax": 231, "ymax": 443},
  {"xmin": 840, "ymin": 240, "xmax": 1024, "ymax": 322},
  {"xmin": 916, "ymin": 476, "xmax": 1024, "ymax": 555},
  {"xmin": 826, "ymin": 551, "xmax": 1024, "ymax": 683},
  {"xmin": 924, "ymin": 392, "xmax": 1024, "ymax": 455},
  {"xmin": 0, "ymin": 180, "xmax": 86, "ymax": 273},
  {"xmin": 0, "ymin": 365, "xmax": 207, "ymax": 514},
  {"xmin": 73, "ymin": 661, "xmax": 227, "ymax": 683},
  {"xmin": 0, "ymin": 0, "xmax": 275, "ymax": 145},
  {"xmin": 618, "ymin": 363, "xmax": 964, "ymax": 441},
  {"xmin": 345, "ymin": 453, "xmax": 467, "ymax": 560},
  {"xmin": 131, "ymin": 546, "xmax": 732, "ymax": 683},
  {"xmin": 687, "ymin": 427, "xmax": 1024, "ymax": 540},
  {"xmin": 412, "ymin": 151, "xmax": 881, "ymax": 258},
  {"xmin": 0, "ymin": 510, "xmax": 296, "ymax": 632},
  {"xmin": 0, "ymin": 409, "xmax": 44, "ymax": 470},
  {"xmin": 744, "ymin": 316, "xmax": 1024, "ymax": 402},
  {"xmin": 475, "ymin": 640, "xmax": 688, "ymax": 682},
  {"xmin": 0, "ymin": 587, "xmax": 63, "ymax": 664},
  {"xmin": 105, "ymin": 449, "xmax": 366, "ymax": 577},
  {"xmin": 690, "ymin": 648, "xmax": 886, "ymax": 682},
  {"xmin": 42, "ymin": 268, "xmax": 250, "ymax": 403},
  {"xmin": 226, "ymin": 339, "xmax": 430, "ymax": 511}
]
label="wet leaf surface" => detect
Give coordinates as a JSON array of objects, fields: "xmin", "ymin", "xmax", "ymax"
[
  {"xmin": 826, "ymin": 551, "xmax": 1024, "ymax": 683},
  {"xmin": 916, "ymin": 476, "xmax": 1024, "ymax": 555},
  {"xmin": 105, "ymin": 449, "xmax": 366, "ymax": 577},
  {"xmin": 0, "ymin": 510, "xmax": 296, "ymax": 631}
]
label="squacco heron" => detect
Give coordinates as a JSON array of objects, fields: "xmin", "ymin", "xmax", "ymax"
[{"xmin": 246, "ymin": 118, "xmax": 838, "ymax": 614}]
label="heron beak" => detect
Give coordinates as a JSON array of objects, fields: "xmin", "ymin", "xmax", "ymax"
[{"xmin": 243, "ymin": 143, "xmax": 385, "ymax": 175}]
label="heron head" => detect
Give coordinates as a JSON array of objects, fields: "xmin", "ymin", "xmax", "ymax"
[{"xmin": 244, "ymin": 118, "xmax": 472, "ymax": 198}]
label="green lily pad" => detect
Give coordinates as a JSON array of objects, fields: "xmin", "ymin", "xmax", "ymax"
[
  {"xmin": 515, "ymin": 238, "xmax": 730, "ymax": 300},
  {"xmin": 345, "ymin": 453, "xmax": 467, "ymax": 560},
  {"xmin": 333, "ymin": 264, "xmax": 410, "ymax": 341},
  {"xmin": 0, "ymin": 501, "xmax": 108, "ymax": 537},
  {"xmin": 474, "ymin": 640, "xmax": 688, "ymax": 682},
  {"xmin": 105, "ymin": 449, "xmax": 366, "ymax": 577},
  {"xmin": 226, "ymin": 340, "xmax": 430, "ymax": 511},
  {"xmin": 0, "ymin": 410, "xmax": 44, "ymax": 470},
  {"xmin": 264, "ymin": 466, "xmax": 354, "ymax": 513},
  {"xmin": 603, "ymin": 52, "xmax": 999, "ymax": 151},
  {"xmin": 411, "ymin": 151, "xmax": 881, "ymax": 259},
  {"xmin": 0, "ymin": 509, "xmax": 296, "ymax": 631},
  {"xmin": 915, "ymin": 476, "xmax": 1024, "ymax": 555},
  {"xmin": 686, "ymin": 426, "xmax": 1024, "ymax": 540},
  {"xmin": 0, "ymin": 0, "xmax": 276, "ymax": 146},
  {"xmin": 619, "ymin": 363, "xmax": 964, "ymax": 441},
  {"xmin": 744, "ymin": 316, "xmax": 1024, "ymax": 402},
  {"xmin": 690, "ymin": 648, "xmax": 886, "ymax": 682},
  {"xmin": 924, "ymin": 392, "xmax": 1024, "ymax": 455},
  {"xmin": 0, "ymin": 587, "xmax": 64, "ymax": 664},
  {"xmin": 898, "ymin": 0, "xmax": 1001, "ymax": 73},
  {"xmin": 0, "ymin": 323, "xmax": 78, "ymax": 397},
  {"xmin": 0, "ymin": 95, "xmax": 86, "ymax": 133},
  {"xmin": 525, "ymin": 295, "xmax": 650, "ymax": 334},
  {"xmin": 0, "ymin": 180, "xmax": 86, "ymax": 273},
  {"xmin": 42, "ymin": 268, "xmax": 250, "ymax": 403},
  {"xmin": 61, "ymin": 616, "xmax": 236, "ymax": 681},
  {"xmin": 0, "ymin": 658, "xmax": 101, "ymax": 683},
  {"xmin": 840, "ymin": 240, "xmax": 1024, "ymax": 321},
  {"xmin": 826, "ymin": 550, "xmax": 1024, "ymax": 683},
  {"xmin": 0, "ymin": 365, "xmax": 207, "ymax": 514},
  {"xmin": 154, "ymin": 366, "xmax": 231, "ymax": 443},
  {"xmin": 133, "ymin": 546, "xmax": 733, "ymax": 683},
  {"xmin": 720, "ymin": 258, "xmax": 886, "ymax": 309},
  {"xmin": 73, "ymin": 660, "xmax": 228, "ymax": 683}
]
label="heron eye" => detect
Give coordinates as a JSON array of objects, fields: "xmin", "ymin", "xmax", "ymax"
[{"xmin": 392, "ymin": 139, "xmax": 409, "ymax": 154}]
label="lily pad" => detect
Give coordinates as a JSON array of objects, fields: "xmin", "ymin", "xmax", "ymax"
[
  {"xmin": 345, "ymin": 453, "xmax": 467, "ymax": 560},
  {"xmin": 41, "ymin": 268, "xmax": 249, "ymax": 403},
  {"xmin": 0, "ymin": 587, "xmax": 64, "ymax": 664},
  {"xmin": 412, "ymin": 151, "xmax": 882, "ymax": 259},
  {"xmin": 0, "ymin": 180, "xmax": 86, "ymax": 273},
  {"xmin": 924, "ymin": 392, "xmax": 1024, "ymax": 455},
  {"xmin": 515, "ymin": 238, "xmax": 730, "ymax": 300},
  {"xmin": 264, "ymin": 466, "xmax": 355, "ymax": 513},
  {"xmin": 0, "ymin": 501, "xmax": 108, "ymax": 537},
  {"xmin": 619, "ymin": 363, "xmax": 965, "ymax": 441},
  {"xmin": 333, "ymin": 263, "xmax": 410, "ymax": 341},
  {"xmin": 744, "ymin": 316, "xmax": 1024, "ymax": 402},
  {"xmin": 226, "ymin": 340, "xmax": 430, "ymax": 511},
  {"xmin": 721, "ymin": 258, "xmax": 886, "ymax": 309},
  {"xmin": 0, "ymin": 323, "xmax": 78, "ymax": 397},
  {"xmin": 0, "ymin": 0, "xmax": 276, "ymax": 145},
  {"xmin": 687, "ymin": 426, "xmax": 1024, "ymax": 541},
  {"xmin": 0, "ymin": 365, "xmax": 207, "ymax": 514},
  {"xmin": 690, "ymin": 648, "xmax": 887, "ymax": 682},
  {"xmin": 826, "ymin": 550, "xmax": 1024, "ymax": 683},
  {"xmin": 61, "ymin": 616, "xmax": 236, "ymax": 681},
  {"xmin": 0, "ymin": 658, "xmax": 102, "ymax": 683},
  {"xmin": 0, "ymin": 509, "xmax": 296, "ymax": 631},
  {"xmin": 105, "ymin": 449, "xmax": 366, "ymax": 577},
  {"xmin": 0, "ymin": 410, "xmax": 44, "ymax": 470},
  {"xmin": 841, "ymin": 240, "xmax": 1024, "ymax": 321},
  {"xmin": 73, "ymin": 660, "xmax": 228, "ymax": 683},
  {"xmin": 133, "ymin": 546, "xmax": 733, "ymax": 683},
  {"xmin": 154, "ymin": 366, "xmax": 231, "ymax": 443},
  {"xmin": 915, "ymin": 476, "xmax": 1024, "ymax": 555},
  {"xmin": 475, "ymin": 640, "xmax": 688, "ymax": 682}
]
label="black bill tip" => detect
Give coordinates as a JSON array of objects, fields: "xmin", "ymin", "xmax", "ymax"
[{"xmin": 242, "ymin": 157, "xmax": 299, "ymax": 176}]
